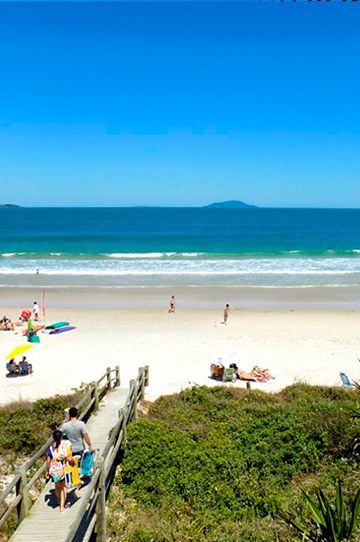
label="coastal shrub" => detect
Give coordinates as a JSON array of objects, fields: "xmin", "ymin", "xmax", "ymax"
[
  {"xmin": 0, "ymin": 392, "xmax": 81, "ymax": 454},
  {"xmin": 108, "ymin": 384, "xmax": 360, "ymax": 541}
]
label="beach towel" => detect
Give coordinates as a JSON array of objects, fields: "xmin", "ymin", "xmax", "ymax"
[
  {"xmin": 65, "ymin": 456, "xmax": 81, "ymax": 488},
  {"xmin": 80, "ymin": 450, "xmax": 95, "ymax": 478}
]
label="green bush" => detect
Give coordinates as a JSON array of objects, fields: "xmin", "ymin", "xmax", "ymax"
[
  {"xmin": 0, "ymin": 392, "xmax": 81, "ymax": 454},
  {"xmin": 108, "ymin": 384, "xmax": 360, "ymax": 541}
]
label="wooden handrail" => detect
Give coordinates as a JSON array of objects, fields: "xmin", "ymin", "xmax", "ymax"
[
  {"xmin": 0, "ymin": 472, "xmax": 21, "ymax": 502},
  {"xmin": 0, "ymin": 365, "xmax": 125, "ymax": 534},
  {"xmin": 63, "ymin": 468, "xmax": 102, "ymax": 542},
  {"xmin": 63, "ymin": 365, "xmax": 149, "ymax": 542},
  {"xmin": 0, "ymin": 365, "xmax": 148, "ymax": 539}
]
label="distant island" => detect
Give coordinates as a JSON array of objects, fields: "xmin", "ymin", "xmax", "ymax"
[
  {"xmin": 0, "ymin": 204, "xmax": 21, "ymax": 208},
  {"xmin": 204, "ymin": 200, "xmax": 257, "ymax": 209}
]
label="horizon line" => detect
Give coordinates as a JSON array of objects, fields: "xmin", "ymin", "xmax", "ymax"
[{"xmin": 2, "ymin": 205, "xmax": 360, "ymax": 210}]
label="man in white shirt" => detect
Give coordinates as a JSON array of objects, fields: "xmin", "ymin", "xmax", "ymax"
[{"xmin": 32, "ymin": 301, "xmax": 40, "ymax": 322}]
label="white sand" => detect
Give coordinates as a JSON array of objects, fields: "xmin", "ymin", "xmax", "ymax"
[{"xmin": 1, "ymin": 304, "xmax": 359, "ymax": 405}]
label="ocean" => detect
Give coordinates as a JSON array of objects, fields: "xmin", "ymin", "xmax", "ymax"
[{"xmin": 1, "ymin": 207, "xmax": 360, "ymax": 288}]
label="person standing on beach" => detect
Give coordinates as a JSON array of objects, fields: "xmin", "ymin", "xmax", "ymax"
[
  {"xmin": 223, "ymin": 304, "xmax": 230, "ymax": 324},
  {"xmin": 60, "ymin": 407, "xmax": 94, "ymax": 459},
  {"xmin": 168, "ymin": 295, "xmax": 176, "ymax": 314},
  {"xmin": 32, "ymin": 301, "xmax": 40, "ymax": 322}
]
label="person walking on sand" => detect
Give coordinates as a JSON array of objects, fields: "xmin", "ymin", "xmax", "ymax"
[
  {"xmin": 168, "ymin": 295, "xmax": 176, "ymax": 314},
  {"xmin": 223, "ymin": 304, "xmax": 230, "ymax": 324},
  {"xmin": 32, "ymin": 301, "xmax": 40, "ymax": 322},
  {"xmin": 60, "ymin": 407, "xmax": 94, "ymax": 459}
]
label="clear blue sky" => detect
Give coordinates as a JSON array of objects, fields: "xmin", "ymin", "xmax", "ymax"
[{"xmin": 0, "ymin": 1, "xmax": 359, "ymax": 207}]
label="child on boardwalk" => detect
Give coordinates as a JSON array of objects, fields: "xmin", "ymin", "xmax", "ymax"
[{"xmin": 46, "ymin": 430, "xmax": 73, "ymax": 512}]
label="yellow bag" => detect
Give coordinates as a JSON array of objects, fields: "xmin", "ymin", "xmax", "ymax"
[{"xmin": 64, "ymin": 456, "xmax": 81, "ymax": 488}]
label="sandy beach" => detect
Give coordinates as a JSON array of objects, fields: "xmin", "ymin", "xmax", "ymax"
[{"xmin": 1, "ymin": 287, "xmax": 359, "ymax": 405}]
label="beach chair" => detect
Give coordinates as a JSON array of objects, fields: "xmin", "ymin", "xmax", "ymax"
[
  {"xmin": 223, "ymin": 367, "xmax": 236, "ymax": 383},
  {"xmin": 19, "ymin": 362, "xmax": 30, "ymax": 376},
  {"xmin": 340, "ymin": 372, "xmax": 355, "ymax": 388},
  {"xmin": 6, "ymin": 362, "xmax": 17, "ymax": 375}
]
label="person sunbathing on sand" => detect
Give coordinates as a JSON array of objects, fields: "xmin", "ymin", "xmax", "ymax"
[
  {"xmin": 251, "ymin": 365, "xmax": 275, "ymax": 382},
  {"xmin": 0, "ymin": 315, "xmax": 14, "ymax": 331},
  {"xmin": 236, "ymin": 369, "xmax": 257, "ymax": 381},
  {"xmin": 230, "ymin": 363, "xmax": 274, "ymax": 382}
]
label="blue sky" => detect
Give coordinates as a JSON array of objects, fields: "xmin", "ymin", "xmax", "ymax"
[{"xmin": 0, "ymin": 1, "xmax": 359, "ymax": 207}]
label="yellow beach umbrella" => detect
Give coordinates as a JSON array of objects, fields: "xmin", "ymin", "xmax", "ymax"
[{"xmin": 5, "ymin": 344, "xmax": 33, "ymax": 360}]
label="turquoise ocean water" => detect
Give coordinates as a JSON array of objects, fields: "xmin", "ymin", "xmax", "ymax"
[{"xmin": 0, "ymin": 207, "xmax": 360, "ymax": 288}]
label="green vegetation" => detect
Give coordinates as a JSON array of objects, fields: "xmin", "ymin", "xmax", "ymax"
[
  {"xmin": 0, "ymin": 392, "xmax": 82, "ymax": 541},
  {"xmin": 284, "ymin": 481, "xmax": 360, "ymax": 542},
  {"xmin": 0, "ymin": 392, "xmax": 81, "ymax": 456},
  {"xmin": 107, "ymin": 384, "xmax": 360, "ymax": 542}
]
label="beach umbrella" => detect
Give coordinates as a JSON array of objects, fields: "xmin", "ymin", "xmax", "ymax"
[{"xmin": 5, "ymin": 344, "xmax": 33, "ymax": 360}]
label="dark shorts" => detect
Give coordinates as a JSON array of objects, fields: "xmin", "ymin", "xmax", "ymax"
[{"xmin": 73, "ymin": 450, "xmax": 84, "ymax": 459}]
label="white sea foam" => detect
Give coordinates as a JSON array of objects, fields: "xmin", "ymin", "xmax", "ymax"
[
  {"xmin": 0, "ymin": 256, "xmax": 359, "ymax": 274},
  {"xmin": 104, "ymin": 252, "xmax": 165, "ymax": 259},
  {"xmin": 0, "ymin": 254, "xmax": 359, "ymax": 288},
  {"xmin": 103, "ymin": 252, "xmax": 201, "ymax": 259}
]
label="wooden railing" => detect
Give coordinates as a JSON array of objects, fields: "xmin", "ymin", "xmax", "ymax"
[
  {"xmin": 64, "ymin": 366, "xmax": 149, "ymax": 542},
  {"xmin": 0, "ymin": 365, "xmax": 149, "ymax": 540}
]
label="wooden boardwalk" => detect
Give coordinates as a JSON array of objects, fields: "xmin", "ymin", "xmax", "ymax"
[{"xmin": 10, "ymin": 387, "xmax": 129, "ymax": 542}]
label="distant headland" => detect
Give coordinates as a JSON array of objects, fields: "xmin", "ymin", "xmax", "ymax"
[
  {"xmin": 204, "ymin": 200, "xmax": 257, "ymax": 209},
  {"xmin": 0, "ymin": 204, "xmax": 21, "ymax": 208}
]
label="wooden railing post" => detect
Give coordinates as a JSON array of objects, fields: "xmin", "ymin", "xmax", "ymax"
[
  {"xmin": 16, "ymin": 467, "xmax": 29, "ymax": 522},
  {"xmin": 106, "ymin": 367, "xmax": 111, "ymax": 389},
  {"xmin": 138, "ymin": 367, "xmax": 145, "ymax": 400},
  {"xmin": 145, "ymin": 365, "xmax": 149, "ymax": 386},
  {"xmin": 115, "ymin": 365, "xmax": 120, "ymax": 387},
  {"xmin": 129, "ymin": 379, "xmax": 137, "ymax": 421},
  {"xmin": 94, "ymin": 381, "xmax": 99, "ymax": 412},
  {"xmin": 246, "ymin": 381, "xmax": 251, "ymax": 391},
  {"xmin": 96, "ymin": 459, "xmax": 107, "ymax": 542}
]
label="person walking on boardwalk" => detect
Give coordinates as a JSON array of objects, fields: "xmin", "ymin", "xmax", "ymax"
[
  {"xmin": 223, "ymin": 303, "xmax": 230, "ymax": 324},
  {"xmin": 46, "ymin": 430, "xmax": 73, "ymax": 512},
  {"xmin": 60, "ymin": 407, "xmax": 94, "ymax": 459}
]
